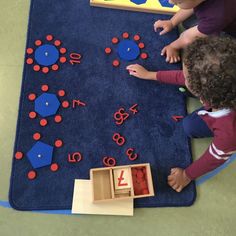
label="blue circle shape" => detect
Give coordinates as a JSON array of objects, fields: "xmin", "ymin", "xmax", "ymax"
[
  {"xmin": 117, "ymin": 40, "xmax": 140, "ymax": 61},
  {"xmin": 35, "ymin": 44, "xmax": 59, "ymax": 66}
]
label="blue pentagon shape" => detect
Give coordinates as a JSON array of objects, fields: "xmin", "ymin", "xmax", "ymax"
[
  {"xmin": 27, "ymin": 141, "xmax": 54, "ymax": 169},
  {"xmin": 130, "ymin": 0, "xmax": 147, "ymax": 5},
  {"xmin": 35, "ymin": 93, "xmax": 60, "ymax": 117},
  {"xmin": 159, "ymin": 0, "xmax": 174, "ymax": 8}
]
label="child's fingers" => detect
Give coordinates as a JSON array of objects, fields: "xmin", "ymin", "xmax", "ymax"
[
  {"xmin": 172, "ymin": 184, "xmax": 179, "ymax": 191},
  {"xmin": 170, "ymin": 57, "xmax": 174, "ymax": 64},
  {"xmin": 168, "ymin": 179, "xmax": 175, "ymax": 187},
  {"xmin": 129, "ymin": 71, "xmax": 138, "ymax": 77},
  {"xmin": 126, "ymin": 65, "xmax": 135, "ymax": 70},
  {"xmin": 171, "ymin": 168, "xmax": 178, "ymax": 174},
  {"xmin": 126, "ymin": 64, "xmax": 139, "ymax": 70},
  {"xmin": 176, "ymin": 186, "xmax": 183, "ymax": 192},
  {"xmin": 168, "ymin": 175, "xmax": 174, "ymax": 181},
  {"xmin": 161, "ymin": 47, "xmax": 166, "ymax": 56},
  {"xmin": 167, "ymin": 177, "xmax": 175, "ymax": 185},
  {"xmin": 153, "ymin": 20, "xmax": 162, "ymax": 31},
  {"xmin": 159, "ymin": 28, "xmax": 168, "ymax": 35},
  {"xmin": 127, "ymin": 64, "xmax": 138, "ymax": 69},
  {"xmin": 166, "ymin": 54, "xmax": 170, "ymax": 62}
]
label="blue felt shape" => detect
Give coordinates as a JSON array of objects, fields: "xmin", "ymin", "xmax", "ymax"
[
  {"xmin": 159, "ymin": 0, "xmax": 174, "ymax": 8},
  {"xmin": 118, "ymin": 40, "xmax": 140, "ymax": 61},
  {"xmin": 27, "ymin": 141, "xmax": 53, "ymax": 169},
  {"xmin": 9, "ymin": 0, "xmax": 195, "ymax": 211},
  {"xmin": 130, "ymin": 0, "xmax": 147, "ymax": 5},
  {"xmin": 35, "ymin": 93, "xmax": 60, "ymax": 117},
  {"xmin": 35, "ymin": 44, "xmax": 59, "ymax": 66}
]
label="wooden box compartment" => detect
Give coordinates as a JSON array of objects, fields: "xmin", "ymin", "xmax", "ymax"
[{"xmin": 90, "ymin": 163, "xmax": 154, "ymax": 202}]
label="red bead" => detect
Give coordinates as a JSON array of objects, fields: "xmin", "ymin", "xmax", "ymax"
[
  {"xmin": 54, "ymin": 40, "xmax": 61, "ymax": 46},
  {"xmin": 28, "ymin": 93, "xmax": 36, "ymax": 101},
  {"xmin": 26, "ymin": 58, "xmax": 34, "ymax": 65},
  {"xmin": 33, "ymin": 132, "xmax": 41, "ymax": 141},
  {"xmin": 29, "ymin": 111, "xmax": 37, "ymax": 119},
  {"xmin": 131, "ymin": 168, "xmax": 138, "ymax": 175},
  {"xmin": 140, "ymin": 52, "xmax": 148, "ymax": 59},
  {"xmin": 28, "ymin": 170, "xmax": 37, "ymax": 180},
  {"xmin": 50, "ymin": 163, "xmax": 59, "ymax": 172},
  {"xmin": 105, "ymin": 47, "xmax": 112, "ymax": 54},
  {"xmin": 140, "ymin": 181, "xmax": 148, "ymax": 190},
  {"xmin": 55, "ymin": 139, "xmax": 63, "ymax": 147},
  {"xmin": 122, "ymin": 32, "xmax": 129, "ymax": 39},
  {"xmin": 52, "ymin": 64, "xmax": 59, "ymax": 71},
  {"xmin": 33, "ymin": 65, "xmax": 40, "ymax": 72},
  {"xmin": 62, "ymin": 101, "xmax": 69, "ymax": 108},
  {"xmin": 137, "ymin": 170, "xmax": 144, "ymax": 179},
  {"xmin": 15, "ymin": 151, "xmax": 23, "ymax": 160},
  {"xmin": 112, "ymin": 37, "xmax": 119, "ymax": 44},
  {"xmin": 26, "ymin": 48, "xmax": 34, "ymax": 54},
  {"xmin": 40, "ymin": 119, "xmax": 48, "ymax": 127},
  {"xmin": 46, "ymin": 35, "xmax": 53, "ymax": 41},
  {"xmin": 60, "ymin": 48, "xmax": 67, "ymax": 54},
  {"xmin": 54, "ymin": 115, "xmax": 62, "ymax": 123},
  {"xmin": 41, "ymin": 84, "xmax": 49, "ymax": 92},
  {"xmin": 58, "ymin": 90, "xmax": 65, "ymax": 97},
  {"xmin": 134, "ymin": 35, "xmax": 140, "ymax": 41},
  {"xmin": 112, "ymin": 60, "xmax": 120, "ymax": 67},
  {"xmin": 142, "ymin": 189, "xmax": 149, "ymax": 195},
  {"xmin": 42, "ymin": 67, "xmax": 49, "ymax": 74},
  {"xmin": 60, "ymin": 57, "xmax": 67, "ymax": 63},
  {"xmin": 35, "ymin": 40, "xmax": 42, "ymax": 46},
  {"xmin": 138, "ymin": 42, "xmax": 145, "ymax": 49}
]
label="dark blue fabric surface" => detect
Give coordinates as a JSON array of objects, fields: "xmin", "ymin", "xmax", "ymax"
[{"xmin": 9, "ymin": 0, "xmax": 196, "ymax": 210}]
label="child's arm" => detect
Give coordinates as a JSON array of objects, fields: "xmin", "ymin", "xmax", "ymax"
[
  {"xmin": 154, "ymin": 9, "xmax": 194, "ymax": 35},
  {"xmin": 168, "ymin": 139, "xmax": 236, "ymax": 192},
  {"xmin": 168, "ymin": 26, "xmax": 207, "ymax": 51},
  {"xmin": 162, "ymin": 26, "xmax": 207, "ymax": 63},
  {"xmin": 126, "ymin": 64, "xmax": 185, "ymax": 86}
]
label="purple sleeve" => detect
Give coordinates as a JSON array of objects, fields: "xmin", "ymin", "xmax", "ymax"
[
  {"xmin": 194, "ymin": 0, "xmax": 224, "ymax": 35},
  {"xmin": 197, "ymin": 18, "xmax": 222, "ymax": 36},
  {"xmin": 156, "ymin": 70, "xmax": 185, "ymax": 86}
]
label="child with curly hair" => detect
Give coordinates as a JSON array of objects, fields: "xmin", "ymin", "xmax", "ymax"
[
  {"xmin": 154, "ymin": 0, "xmax": 236, "ymax": 63},
  {"xmin": 127, "ymin": 36, "xmax": 236, "ymax": 192}
]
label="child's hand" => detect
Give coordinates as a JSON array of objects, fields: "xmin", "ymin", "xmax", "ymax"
[
  {"xmin": 161, "ymin": 44, "xmax": 181, "ymax": 63},
  {"xmin": 154, "ymin": 20, "xmax": 174, "ymax": 35},
  {"xmin": 126, "ymin": 64, "xmax": 156, "ymax": 80},
  {"xmin": 168, "ymin": 168, "xmax": 191, "ymax": 192}
]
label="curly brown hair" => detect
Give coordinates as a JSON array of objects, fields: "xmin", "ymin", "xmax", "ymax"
[{"xmin": 183, "ymin": 36, "xmax": 236, "ymax": 110}]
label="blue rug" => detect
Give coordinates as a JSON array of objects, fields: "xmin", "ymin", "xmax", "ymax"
[{"xmin": 9, "ymin": 0, "xmax": 196, "ymax": 210}]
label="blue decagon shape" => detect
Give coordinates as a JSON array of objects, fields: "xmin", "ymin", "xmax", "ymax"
[
  {"xmin": 117, "ymin": 40, "xmax": 140, "ymax": 61},
  {"xmin": 35, "ymin": 44, "xmax": 59, "ymax": 66}
]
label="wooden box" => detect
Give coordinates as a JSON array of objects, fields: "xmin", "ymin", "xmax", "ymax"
[{"xmin": 90, "ymin": 163, "xmax": 155, "ymax": 202}]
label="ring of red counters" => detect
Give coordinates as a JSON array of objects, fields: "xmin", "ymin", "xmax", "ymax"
[{"xmin": 131, "ymin": 166, "xmax": 149, "ymax": 196}]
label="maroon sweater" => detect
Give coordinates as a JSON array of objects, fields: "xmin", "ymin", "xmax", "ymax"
[
  {"xmin": 194, "ymin": 0, "xmax": 236, "ymax": 37},
  {"xmin": 157, "ymin": 70, "xmax": 236, "ymax": 180}
]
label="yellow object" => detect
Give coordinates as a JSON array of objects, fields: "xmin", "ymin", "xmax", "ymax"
[{"xmin": 90, "ymin": 0, "xmax": 179, "ymax": 14}]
